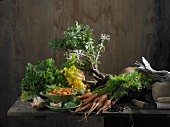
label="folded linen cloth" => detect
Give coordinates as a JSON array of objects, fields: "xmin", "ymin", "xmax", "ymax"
[{"xmin": 156, "ymin": 102, "xmax": 170, "ymax": 109}]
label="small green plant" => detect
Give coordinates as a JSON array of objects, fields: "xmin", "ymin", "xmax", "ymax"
[{"xmin": 49, "ymin": 21, "xmax": 110, "ymax": 82}]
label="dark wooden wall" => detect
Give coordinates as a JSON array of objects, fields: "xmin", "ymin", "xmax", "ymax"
[{"xmin": 0, "ymin": 0, "xmax": 170, "ymax": 127}]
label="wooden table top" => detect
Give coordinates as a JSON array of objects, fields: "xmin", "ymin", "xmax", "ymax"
[{"xmin": 7, "ymin": 98, "xmax": 170, "ymax": 118}]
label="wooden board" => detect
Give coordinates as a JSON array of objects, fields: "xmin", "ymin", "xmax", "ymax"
[
  {"xmin": 7, "ymin": 99, "xmax": 170, "ymax": 127},
  {"xmin": 7, "ymin": 98, "xmax": 170, "ymax": 117}
]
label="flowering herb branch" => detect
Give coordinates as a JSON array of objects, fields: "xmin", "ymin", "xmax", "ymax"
[{"xmin": 48, "ymin": 22, "xmax": 110, "ymax": 82}]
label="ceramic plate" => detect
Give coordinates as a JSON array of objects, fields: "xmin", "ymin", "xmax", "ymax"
[{"xmin": 46, "ymin": 99, "xmax": 81, "ymax": 112}]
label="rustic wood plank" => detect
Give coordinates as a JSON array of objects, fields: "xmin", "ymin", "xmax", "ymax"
[
  {"xmin": 7, "ymin": 98, "xmax": 170, "ymax": 127},
  {"xmin": 104, "ymin": 116, "xmax": 170, "ymax": 127},
  {"xmin": 8, "ymin": 115, "xmax": 103, "ymax": 127},
  {"xmin": 7, "ymin": 99, "xmax": 104, "ymax": 127},
  {"xmin": 0, "ymin": 1, "xmax": 16, "ymax": 127},
  {"xmin": 7, "ymin": 98, "xmax": 170, "ymax": 117},
  {"xmin": 1, "ymin": 0, "xmax": 170, "ymax": 127},
  {"xmin": 148, "ymin": 0, "xmax": 170, "ymax": 71},
  {"xmin": 46, "ymin": 0, "xmax": 159, "ymax": 74}
]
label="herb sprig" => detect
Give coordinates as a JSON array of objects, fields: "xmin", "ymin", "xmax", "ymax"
[
  {"xmin": 48, "ymin": 21, "xmax": 110, "ymax": 71},
  {"xmin": 93, "ymin": 70, "xmax": 154, "ymax": 100}
]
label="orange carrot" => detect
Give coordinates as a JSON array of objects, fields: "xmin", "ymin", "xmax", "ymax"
[
  {"xmin": 93, "ymin": 94, "xmax": 108, "ymax": 110},
  {"xmin": 96, "ymin": 99, "xmax": 111, "ymax": 115},
  {"xmin": 86, "ymin": 94, "xmax": 108, "ymax": 116},
  {"xmin": 90, "ymin": 97, "xmax": 100, "ymax": 109},
  {"xmin": 76, "ymin": 92, "xmax": 92, "ymax": 99},
  {"xmin": 97, "ymin": 102, "xmax": 104, "ymax": 109},
  {"xmin": 75, "ymin": 102, "xmax": 93, "ymax": 112},
  {"xmin": 82, "ymin": 93, "xmax": 97, "ymax": 106},
  {"xmin": 87, "ymin": 97, "xmax": 100, "ymax": 115}
]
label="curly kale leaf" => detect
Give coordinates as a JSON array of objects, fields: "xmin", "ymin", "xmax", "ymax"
[{"xmin": 20, "ymin": 58, "xmax": 58, "ymax": 101}]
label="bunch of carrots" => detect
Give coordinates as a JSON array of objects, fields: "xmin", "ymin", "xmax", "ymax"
[
  {"xmin": 75, "ymin": 92, "xmax": 117, "ymax": 115},
  {"xmin": 74, "ymin": 67, "xmax": 136, "ymax": 115}
]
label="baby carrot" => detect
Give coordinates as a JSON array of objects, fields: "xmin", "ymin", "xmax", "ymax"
[
  {"xmin": 76, "ymin": 92, "xmax": 92, "ymax": 99},
  {"xmin": 96, "ymin": 99, "xmax": 111, "ymax": 115},
  {"xmin": 75, "ymin": 102, "xmax": 93, "ymax": 112},
  {"xmin": 82, "ymin": 93, "xmax": 98, "ymax": 106}
]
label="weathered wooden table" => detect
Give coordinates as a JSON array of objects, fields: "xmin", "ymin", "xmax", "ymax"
[{"xmin": 7, "ymin": 98, "xmax": 170, "ymax": 127}]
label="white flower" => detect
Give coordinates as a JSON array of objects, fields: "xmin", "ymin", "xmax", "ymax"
[{"xmin": 101, "ymin": 34, "xmax": 110, "ymax": 41}]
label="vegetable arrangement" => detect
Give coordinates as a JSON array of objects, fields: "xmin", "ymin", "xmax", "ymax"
[
  {"xmin": 20, "ymin": 22, "xmax": 155, "ymax": 116},
  {"xmin": 74, "ymin": 69, "xmax": 153, "ymax": 115},
  {"xmin": 93, "ymin": 70, "xmax": 153, "ymax": 100},
  {"xmin": 20, "ymin": 59, "xmax": 86, "ymax": 101}
]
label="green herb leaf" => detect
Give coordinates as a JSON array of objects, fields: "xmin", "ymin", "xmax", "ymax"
[{"xmin": 93, "ymin": 70, "xmax": 154, "ymax": 100}]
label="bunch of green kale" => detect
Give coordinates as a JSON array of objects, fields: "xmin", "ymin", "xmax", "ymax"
[{"xmin": 20, "ymin": 58, "xmax": 67, "ymax": 101}]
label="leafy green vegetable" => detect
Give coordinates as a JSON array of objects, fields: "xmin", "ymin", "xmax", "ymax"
[
  {"xmin": 54, "ymin": 69, "xmax": 68, "ymax": 87},
  {"xmin": 93, "ymin": 70, "xmax": 154, "ymax": 100},
  {"xmin": 21, "ymin": 91, "xmax": 37, "ymax": 102},
  {"xmin": 20, "ymin": 57, "xmax": 87, "ymax": 101},
  {"xmin": 20, "ymin": 58, "xmax": 59, "ymax": 101}
]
